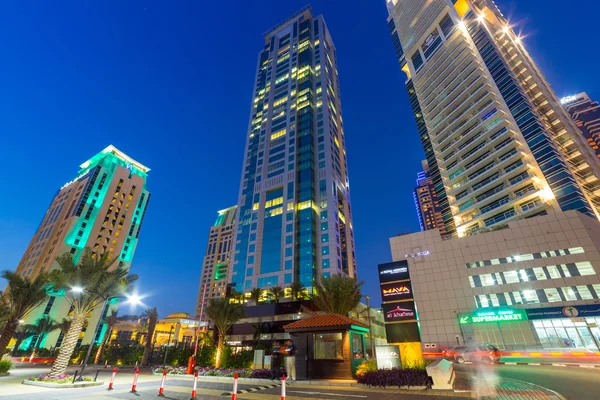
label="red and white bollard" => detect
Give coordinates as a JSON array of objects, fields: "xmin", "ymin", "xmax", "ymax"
[
  {"xmin": 190, "ymin": 371, "xmax": 198, "ymax": 400},
  {"xmin": 158, "ymin": 370, "xmax": 167, "ymax": 396},
  {"xmin": 107, "ymin": 367, "xmax": 117, "ymax": 390},
  {"xmin": 231, "ymin": 373, "xmax": 239, "ymax": 400},
  {"xmin": 130, "ymin": 368, "xmax": 140, "ymax": 393},
  {"xmin": 281, "ymin": 375, "xmax": 286, "ymax": 400}
]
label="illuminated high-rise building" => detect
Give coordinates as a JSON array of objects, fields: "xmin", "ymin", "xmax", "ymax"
[
  {"xmin": 14, "ymin": 145, "xmax": 150, "ymax": 348},
  {"xmin": 231, "ymin": 6, "xmax": 357, "ymax": 294},
  {"xmin": 386, "ymin": 0, "xmax": 600, "ymax": 237},
  {"xmin": 561, "ymin": 93, "xmax": 600, "ymax": 161},
  {"xmin": 414, "ymin": 160, "xmax": 445, "ymax": 232},
  {"xmin": 196, "ymin": 206, "xmax": 236, "ymax": 322}
]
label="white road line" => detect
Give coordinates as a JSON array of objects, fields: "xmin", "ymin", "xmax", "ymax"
[
  {"xmin": 288, "ymin": 390, "xmax": 367, "ymax": 398},
  {"xmin": 552, "ymin": 364, "xmax": 567, "ymax": 367}
]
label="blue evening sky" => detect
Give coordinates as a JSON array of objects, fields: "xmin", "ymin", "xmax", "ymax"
[{"xmin": 0, "ymin": 1, "xmax": 598, "ymax": 317}]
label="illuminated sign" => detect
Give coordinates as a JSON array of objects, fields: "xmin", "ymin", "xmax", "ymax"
[
  {"xmin": 375, "ymin": 345, "xmax": 401, "ymax": 370},
  {"xmin": 459, "ymin": 308, "xmax": 527, "ymax": 324},
  {"xmin": 179, "ymin": 319, "xmax": 200, "ymax": 326},
  {"xmin": 126, "ymin": 163, "xmax": 134, "ymax": 171},
  {"xmin": 378, "ymin": 261, "xmax": 410, "ymax": 283},
  {"xmin": 382, "ymin": 302, "xmax": 417, "ymax": 322},
  {"xmin": 560, "ymin": 95, "xmax": 579, "ymax": 105},
  {"xmin": 380, "ymin": 282, "xmax": 413, "ymax": 302},
  {"xmin": 405, "ymin": 250, "xmax": 430, "ymax": 258}
]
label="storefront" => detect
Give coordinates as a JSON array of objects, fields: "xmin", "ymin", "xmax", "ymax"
[{"xmin": 459, "ymin": 305, "xmax": 600, "ymax": 351}]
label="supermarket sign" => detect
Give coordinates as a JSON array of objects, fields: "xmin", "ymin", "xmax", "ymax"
[{"xmin": 459, "ymin": 308, "xmax": 527, "ymax": 324}]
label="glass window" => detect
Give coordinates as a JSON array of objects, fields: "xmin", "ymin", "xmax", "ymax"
[
  {"xmin": 480, "ymin": 274, "xmax": 495, "ymax": 286},
  {"xmin": 522, "ymin": 290, "xmax": 539, "ymax": 304},
  {"xmin": 546, "ymin": 265, "xmax": 561, "ymax": 279},
  {"xmin": 314, "ymin": 333, "xmax": 343, "ymax": 360},
  {"xmin": 561, "ymin": 287, "xmax": 578, "ymax": 301},
  {"xmin": 577, "ymin": 262, "xmax": 595, "ymax": 276},
  {"xmin": 577, "ymin": 285, "xmax": 595, "ymax": 300},
  {"xmin": 503, "ymin": 270, "xmax": 520, "ymax": 284},
  {"xmin": 544, "ymin": 288, "xmax": 561, "ymax": 302},
  {"xmin": 533, "ymin": 267, "xmax": 547, "ymax": 280},
  {"xmin": 351, "ymin": 333, "xmax": 364, "ymax": 359}
]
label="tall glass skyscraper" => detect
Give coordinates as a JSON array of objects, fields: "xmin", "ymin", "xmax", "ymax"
[
  {"xmin": 386, "ymin": 0, "xmax": 600, "ymax": 237},
  {"xmin": 231, "ymin": 7, "xmax": 357, "ymax": 294}
]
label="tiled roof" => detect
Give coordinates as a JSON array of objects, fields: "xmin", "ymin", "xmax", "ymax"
[{"xmin": 283, "ymin": 314, "xmax": 369, "ymax": 330}]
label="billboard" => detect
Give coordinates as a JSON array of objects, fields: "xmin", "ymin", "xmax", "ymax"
[
  {"xmin": 378, "ymin": 261, "xmax": 410, "ymax": 284},
  {"xmin": 375, "ymin": 345, "xmax": 401, "ymax": 370},
  {"xmin": 380, "ymin": 282, "xmax": 413, "ymax": 302},
  {"xmin": 385, "ymin": 322, "xmax": 422, "ymax": 343},
  {"xmin": 382, "ymin": 302, "xmax": 417, "ymax": 322}
]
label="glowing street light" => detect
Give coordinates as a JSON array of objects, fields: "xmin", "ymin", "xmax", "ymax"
[{"xmin": 70, "ymin": 286, "xmax": 84, "ymax": 293}]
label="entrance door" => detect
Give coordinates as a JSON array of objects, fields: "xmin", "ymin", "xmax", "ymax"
[{"xmin": 564, "ymin": 327, "xmax": 583, "ymax": 348}]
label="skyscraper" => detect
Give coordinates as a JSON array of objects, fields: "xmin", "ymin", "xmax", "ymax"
[
  {"xmin": 231, "ymin": 6, "xmax": 357, "ymax": 294},
  {"xmin": 15, "ymin": 145, "xmax": 150, "ymax": 348},
  {"xmin": 386, "ymin": 0, "xmax": 600, "ymax": 237},
  {"xmin": 561, "ymin": 93, "xmax": 600, "ymax": 161},
  {"xmin": 413, "ymin": 160, "xmax": 445, "ymax": 232},
  {"xmin": 196, "ymin": 206, "xmax": 236, "ymax": 322}
]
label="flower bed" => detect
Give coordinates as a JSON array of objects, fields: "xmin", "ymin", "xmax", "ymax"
[
  {"xmin": 152, "ymin": 366, "xmax": 285, "ymax": 379},
  {"xmin": 28, "ymin": 373, "xmax": 94, "ymax": 384},
  {"xmin": 356, "ymin": 368, "xmax": 432, "ymax": 389}
]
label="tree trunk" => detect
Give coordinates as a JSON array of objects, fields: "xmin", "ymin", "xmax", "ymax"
[
  {"xmin": 0, "ymin": 319, "xmax": 17, "ymax": 357},
  {"xmin": 29, "ymin": 335, "xmax": 40, "ymax": 362},
  {"xmin": 141, "ymin": 326, "xmax": 155, "ymax": 366},
  {"xmin": 93, "ymin": 325, "xmax": 111, "ymax": 364},
  {"xmin": 214, "ymin": 334, "xmax": 224, "ymax": 368},
  {"xmin": 11, "ymin": 338, "xmax": 24, "ymax": 357},
  {"xmin": 50, "ymin": 315, "xmax": 86, "ymax": 376}
]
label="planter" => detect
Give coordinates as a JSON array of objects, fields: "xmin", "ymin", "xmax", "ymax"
[
  {"xmin": 0, "ymin": 372, "xmax": 9, "ymax": 377},
  {"xmin": 22, "ymin": 380, "xmax": 104, "ymax": 389}
]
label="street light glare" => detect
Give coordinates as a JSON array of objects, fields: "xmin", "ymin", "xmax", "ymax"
[
  {"xmin": 126, "ymin": 293, "xmax": 143, "ymax": 306},
  {"xmin": 71, "ymin": 286, "xmax": 84, "ymax": 293}
]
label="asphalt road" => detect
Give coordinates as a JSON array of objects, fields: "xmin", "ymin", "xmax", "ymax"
[{"xmin": 456, "ymin": 363, "xmax": 600, "ymax": 400}]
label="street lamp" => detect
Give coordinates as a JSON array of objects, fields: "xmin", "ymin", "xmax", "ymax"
[{"xmin": 71, "ymin": 287, "xmax": 142, "ymax": 380}]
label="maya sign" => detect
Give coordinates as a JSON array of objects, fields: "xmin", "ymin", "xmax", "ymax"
[
  {"xmin": 378, "ymin": 261, "xmax": 410, "ymax": 284},
  {"xmin": 382, "ymin": 302, "xmax": 417, "ymax": 322},
  {"xmin": 459, "ymin": 308, "xmax": 527, "ymax": 325},
  {"xmin": 375, "ymin": 345, "xmax": 401, "ymax": 370},
  {"xmin": 381, "ymin": 282, "xmax": 413, "ymax": 302}
]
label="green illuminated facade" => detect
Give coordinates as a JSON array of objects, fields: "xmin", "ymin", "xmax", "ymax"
[{"xmin": 14, "ymin": 145, "xmax": 151, "ymax": 349}]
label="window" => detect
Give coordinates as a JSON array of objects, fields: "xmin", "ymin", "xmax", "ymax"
[{"xmin": 314, "ymin": 333, "xmax": 343, "ymax": 360}]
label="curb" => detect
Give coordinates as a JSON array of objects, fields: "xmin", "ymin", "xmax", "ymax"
[
  {"xmin": 221, "ymin": 383, "xmax": 281, "ymax": 396},
  {"xmin": 22, "ymin": 379, "xmax": 105, "ymax": 389},
  {"xmin": 498, "ymin": 361, "xmax": 600, "ymax": 368},
  {"xmin": 0, "ymin": 372, "xmax": 10, "ymax": 377}
]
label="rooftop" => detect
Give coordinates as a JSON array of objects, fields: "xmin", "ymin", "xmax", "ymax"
[
  {"xmin": 283, "ymin": 314, "xmax": 369, "ymax": 330},
  {"xmin": 79, "ymin": 145, "xmax": 151, "ymax": 174},
  {"xmin": 263, "ymin": 5, "xmax": 313, "ymax": 41}
]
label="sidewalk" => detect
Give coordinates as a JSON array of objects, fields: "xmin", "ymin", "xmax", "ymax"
[{"xmin": 454, "ymin": 373, "xmax": 565, "ymax": 400}]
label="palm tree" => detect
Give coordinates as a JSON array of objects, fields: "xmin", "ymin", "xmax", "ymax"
[
  {"xmin": 313, "ymin": 274, "xmax": 364, "ymax": 316},
  {"xmin": 249, "ymin": 288, "xmax": 263, "ymax": 305},
  {"xmin": 205, "ymin": 298, "xmax": 245, "ymax": 368},
  {"xmin": 56, "ymin": 318, "xmax": 72, "ymax": 337},
  {"xmin": 288, "ymin": 281, "xmax": 306, "ymax": 301},
  {"xmin": 0, "ymin": 271, "xmax": 53, "ymax": 357},
  {"xmin": 11, "ymin": 327, "xmax": 34, "ymax": 357},
  {"xmin": 251, "ymin": 322, "xmax": 271, "ymax": 345},
  {"xmin": 49, "ymin": 249, "xmax": 138, "ymax": 376},
  {"xmin": 140, "ymin": 307, "xmax": 158, "ymax": 366},
  {"xmin": 266, "ymin": 286, "xmax": 285, "ymax": 304},
  {"xmin": 229, "ymin": 291, "xmax": 246, "ymax": 304},
  {"xmin": 93, "ymin": 310, "xmax": 118, "ymax": 364},
  {"xmin": 25, "ymin": 315, "xmax": 58, "ymax": 361}
]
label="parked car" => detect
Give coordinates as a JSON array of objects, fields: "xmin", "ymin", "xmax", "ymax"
[
  {"xmin": 442, "ymin": 346, "xmax": 467, "ymax": 360},
  {"xmin": 453, "ymin": 345, "xmax": 501, "ymax": 364}
]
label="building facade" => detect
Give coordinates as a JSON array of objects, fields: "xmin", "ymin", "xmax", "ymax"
[
  {"xmin": 195, "ymin": 206, "xmax": 237, "ymax": 322},
  {"xmin": 15, "ymin": 145, "xmax": 150, "ymax": 349},
  {"xmin": 387, "ymin": 210, "xmax": 600, "ymax": 351},
  {"xmin": 562, "ymin": 93, "xmax": 600, "ymax": 161},
  {"xmin": 231, "ymin": 6, "xmax": 357, "ymax": 294},
  {"xmin": 386, "ymin": 0, "xmax": 600, "ymax": 237},
  {"xmin": 414, "ymin": 160, "xmax": 445, "ymax": 232}
]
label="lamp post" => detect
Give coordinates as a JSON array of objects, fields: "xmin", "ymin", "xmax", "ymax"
[
  {"xmin": 162, "ymin": 324, "xmax": 174, "ymax": 370},
  {"xmin": 71, "ymin": 287, "xmax": 141, "ymax": 380},
  {"xmin": 365, "ymin": 296, "xmax": 375, "ymax": 359}
]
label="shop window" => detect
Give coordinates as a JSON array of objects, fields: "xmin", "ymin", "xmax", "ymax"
[
  {"xmin": 351, "ymin": 333, "xmax": 364, "ymax": 359},
  {"xmin": 314, "ymin": 333, "xmax": 343, "ymax": 360},
  {"xmin": 561, "ymin": 287, "xmax": 578, "ymax": 301},
  {"xmin": 544, "ymin": 288, "xmax": 561, "ymax": 302}
]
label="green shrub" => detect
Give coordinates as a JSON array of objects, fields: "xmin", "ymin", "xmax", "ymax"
[
  {"xmin": 227, "ymin": 350, "xmax": 253, "ymax": 369},
  {"xmin": 355, "ymin": 359, "xmax": 377, "ymax": 377},
  {"xmin": 0, "ymin": 359, "xmax": 13, "ymax": 373}
]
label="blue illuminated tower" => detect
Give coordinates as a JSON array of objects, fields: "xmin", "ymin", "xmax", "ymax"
[{"xmin": 230, "ymin": 7, "xmax": 357, "ymax": 294}]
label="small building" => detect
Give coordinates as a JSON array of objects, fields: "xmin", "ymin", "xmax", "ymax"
[{"xmin": 284, "ymin": 314, "xmax": 369, "ymax": 380}]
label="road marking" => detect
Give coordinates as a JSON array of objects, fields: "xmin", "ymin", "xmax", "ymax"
[
  {"xmin": 552, "ymin": 364, "xmax": 567, "ymax": 367},
  {"xmin": 288, "ymin": 390, "xmax": 367, "ymax": 398},
  {"xmin": 504, "ymin": 362, "xmax": 517, "ymax": 365},
  {"xmin": 529, "ymin": 363, "xmax": 541, "ymax": 365}
]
